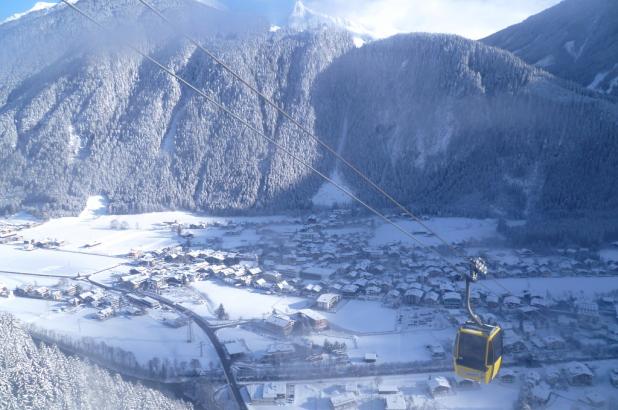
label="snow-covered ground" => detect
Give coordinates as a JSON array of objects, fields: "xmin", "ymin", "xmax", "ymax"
[
  {"xmin": 370, "ymin": 217, "xmax": 499, "ymax": 247},
  {"xmin": 322, "ymin": 300, "xmax": 397, "ymax": 333},
  {"xmin": 191, "ymin": 281, "xmax": 311, "ymax": 320},
  {"xmin": 0, "ymin": 245, "xmax": 125, "ymax": 276},
  {"xmin": 0, "ymin": 296, "xmax": 219, "ymax": 367}
]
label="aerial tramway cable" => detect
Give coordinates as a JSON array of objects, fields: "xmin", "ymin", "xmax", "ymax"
[
  {"xmin": 59, "ymin": 0, "xmax": 459, "ymax": 270},
  {"xmin": 135, "ymin": 0, "xmax": 467, "ymax": 261}
]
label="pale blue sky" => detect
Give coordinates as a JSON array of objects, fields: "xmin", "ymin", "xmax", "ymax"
[{"xmin": 1, "ymin": 0, "xmax": 562, "ymax": 39}]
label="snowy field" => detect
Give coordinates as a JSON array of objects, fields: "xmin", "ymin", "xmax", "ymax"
[
  {"xmin": 309, "ymin": 327, "xmax": 453, "ymax": 363},
  {"xmin": 0, "ymin": 296, "xmax": 219, "ymax": 367},
  {"xmin": 370, "ymin": 217, "xmax": 499, "ymax": 247},
  {"xmin": 0, "ymin": 245, "xmax": 125, "ymax": 276},
  {"xmin": 322, "ymin": 300, "xmax": 398, "ymax": 333},
  {"xmin": 191, "ymin": 281, "xmax": 311, "ymax": 320}
]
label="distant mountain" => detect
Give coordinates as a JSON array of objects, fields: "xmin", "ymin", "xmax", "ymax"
[
  {"xmin": 484, "ymin": 0, "xmax": 618, "ymax": 96},
  {"xmin": 0, "ymin": 313, "xmax": 191, "ymax": 409},
  {"xmin": 1, "ymin": 0, "xmax": 618, "ymax": 218}
]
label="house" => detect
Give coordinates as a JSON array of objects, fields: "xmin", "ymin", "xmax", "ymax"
[
  {"xmin": 298, "ymin": 309, "xmax": 328, "ymax": 331},
  {"xmin": 529, "ymin": 383, "xmax": 551, "ymax": 406},
  {"xmin": 403, "ymin": 288, "xmax": 424, "ymax": 305},
  {"xmin": 96, "ymin": 307, "xmax": 114, "ymax": 321},
  {"xmin": 341, "ymin": 284, "xmax": 359, "ymax": 296},
  {"xmin": 565, "ymin": 362, "xmax": 593, "ymax": 385},
  {"xmin": 423, "ymin": 291, "xmax": 439, "ymax": 306},
  {"xmin": 329, "ymin": 393, "xmax": 356, "ymax": 410},
  {"xmin": 244, "ymin": 383, "xmax": 289, "ymax": 405},
  {"xmin": 499, "ymin": 369, "xmax": 516, "ymax": 384},
  {"xmin": 377, "ymin": 384, "xmax": 399, "ymax": 395},
  {"xmin": 364, "ymin": 353, "xmax": 378, "ymax": 363},
  {"xmin": 264, "ymin": 343, "xmax": 296, "ymax": 363},
  {"xmin": 0, "ymin": 282, "xmax": 11, "ymax": 298},
  {"xmin": 503, "ymin": 295, "xmax": 522, "ymax": 309},
  {"xmin": 428, "ymin": 376, "xmax": 451, "ymax": 397},
  {"xmin": 316, "ymin": 293, "xmax": 341, "ymax": 311},
  {"xmin": 486, "ymin": 294, "xmax": 500, "ymax": 309},
  {"xmin": 384, "ymin": 393, "xmax": 406, "ymax": 410},
  {"xmin": 442, "ymin": 292, "xmax": 462, "ymax": 309},
  {"xmin": 224, "ymin": 340, "xmax": 248, "ymax": 359},
  {"xmin": 264, "ymin": 314, "xmax": 295, "ymax": 336}
]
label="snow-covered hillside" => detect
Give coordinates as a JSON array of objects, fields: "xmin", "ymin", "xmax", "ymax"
[{"xmin": 1, "ymin": 0, "xmax": 618, "ymax": 220}]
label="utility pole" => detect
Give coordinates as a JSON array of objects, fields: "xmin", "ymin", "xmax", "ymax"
[{"xmin": 186, "ymin": 320, "xmax": 193, "ymax": 343}]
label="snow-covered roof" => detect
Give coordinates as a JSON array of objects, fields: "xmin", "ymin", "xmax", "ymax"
[
  {"xmin": 428, "ymin": 376, "xmax": 450, "ymax": 391},
  {"xmin": 384, "ymin": 393, "xmax": 406, "ymax": 410}
]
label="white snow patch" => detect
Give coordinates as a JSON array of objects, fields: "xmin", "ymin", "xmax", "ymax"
[
  {"xmin": 371, "ymin": 217, "xmax": 497, "ymax": 248},
  {"xmin": 2, "ymin": 2, "xmax": 56, "ymax": 24},
  {"xmin": 322, "ymin": 300, "xmax": 397, "ymax": 333},
  {"xmin": 269, "ymin": 25, "xmax": 281, "ymax": 32},
  {"xmin": 352, "ymin": 37, "xmax": 365, "ymax": 48},
  {"xmin": 564, "ymin": 40, "xmax": 583, "ymax": 59},
  {"xmin": 534, "ymin": 54, "xmax": 555, "ymax": 68},
  {"xmin": 78, "ymin": 195, "xmax": 108, "ymax": 219},
  {"xmin": 0, "ymin": 245, "xmax": 125, "ymax": 277},
  {"xmin": 312, "ymin": 170, "xmax": 353, "ymax": 207},
  {"xmin": 289, "ymin": 0, "xmax": 376, "ymax": 39},
  {"xmin": 191, "ymin": 281, "xmax": 310, "ymax": 320},
  {"xmin": 587, "ymin": 71, "xmax": 609, "ymax": 90}
]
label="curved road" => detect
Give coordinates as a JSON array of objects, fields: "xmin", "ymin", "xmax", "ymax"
[{"xmin": 141, "ymin": 292, "xmax": 247, "ymax": 410}]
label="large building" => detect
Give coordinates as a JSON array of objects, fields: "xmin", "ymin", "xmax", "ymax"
[
  {"xmin": 297, "ymin": 309, "xmax": 328, "ymax": 331},
  {"xmin": 264, "ymin": 314, "xmax": 295, "ymax": 336},
  {"xmin": 316, "ymin": 293, "xmax": 341, "ymax": 311}
]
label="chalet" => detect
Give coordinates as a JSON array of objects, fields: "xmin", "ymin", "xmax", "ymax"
[
  {"xmin": 329, "ymin": 393, "xmax": 356, "ymax": 410},
  {"xmin": 499, "ymin": 369, "xmax": 516, "ymax": 384},
  {"xmin": 428, "ymin": 376, "xmax": 451, "ymax": 397},
  {"xmin": 33, "ymin": 287, "xmax": 50, "ymax": 299},
  {"xmin": 530, "ymin": 383, "xmax": 551, "ymax": 407},
  {"xmin": 244, "ymin": 383, "xmax": 288, "ymax": 405},
  {"xmin": 316, "ymin": 293, "xmax": 340, "ymax": 311},
  {"xmin": 486, "ymin": 294, "xmax": 500, "ymax": 309},
  {"xmin": 120, "ymin": 273, "xmax": 149, "ymax": 289},
  {"xmin": 404, "ymin": 288, "xmax": 424, "ymax": 305},
  {"xmin": 384, "ymin": 394, "xmax": 406, "ymax": 410},
  {"xmin": 503, "ymin": 295, "xmax": 522, "ymax": 309},
  {"xmin": 96, "ymin": 307, "xmax": 114, "ymax": 321},
  {"xmin": 61, "ymin": 284, "xmax": 77, "ymax": 296},
  {"xmin": 364, "ymin": 353, "xmax": 378, "ymax": 363},
  {"xmin": 297, "ymin": 309, "xmax": 328, "ymax": 331},
  {"xmin": 377, "ymin": 384, "xmax": 399, "ymax": 395},
  {"xmin": 264, "ymin": 343, "xmax": 296, "ymax": 363},
  {"xmin": 341, "ymin": 284, "xmax": 359, "ymax": 296},
  {"xmin": 442, "ymin": 292, "xmax": 462, "ymax": 309},
  {"xmin": 575, "ymin": 299, "xmax": 600, "ymax": 326},
  {"xmin": 224, "ymin": 340, "xmax": 248, "ymax": 359},
  {"xmin": 423, "ymin": 291, "xmax": 439, "ymax": 306},
  {"xmin": 566, "ymin": 362, "xmax": 593, "ymax": 385},
  {"xmin": 504, "ymin": 335, "xmax": 526, "ymax": 353},
  {"xmin": 264, "ymin": 314, "xmax": 295, "ymax": 336}
]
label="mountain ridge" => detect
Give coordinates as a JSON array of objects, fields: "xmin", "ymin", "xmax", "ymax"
[{"xmin": 1, "ymin": 0, "xmax": 618, "ymax": 219}]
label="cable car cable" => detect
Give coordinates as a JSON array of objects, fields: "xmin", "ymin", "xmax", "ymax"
[
  {"xmin": 59, "ymin": 0, "xmax": 464, "ymax": 274},
  {"xmin": 135, "ymin": 0, "xmax": 469, "ymax": 261}
]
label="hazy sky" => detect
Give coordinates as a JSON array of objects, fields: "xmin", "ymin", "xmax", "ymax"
[{"xmin": 1, "ymin": 0, "xmax": 562, "ymax": 39}]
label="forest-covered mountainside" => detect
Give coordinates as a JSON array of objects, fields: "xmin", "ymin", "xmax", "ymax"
[
  {"xmin": 484, "ymin": 0, "xmax": 618, "ymax": 96},
  {"xmin": 1, "ymin": 0, "xmax": 618, "ymax": 218},
  {"xmin": 0, "ymin": 313, "xmax": 192, "ymax": 410}
]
